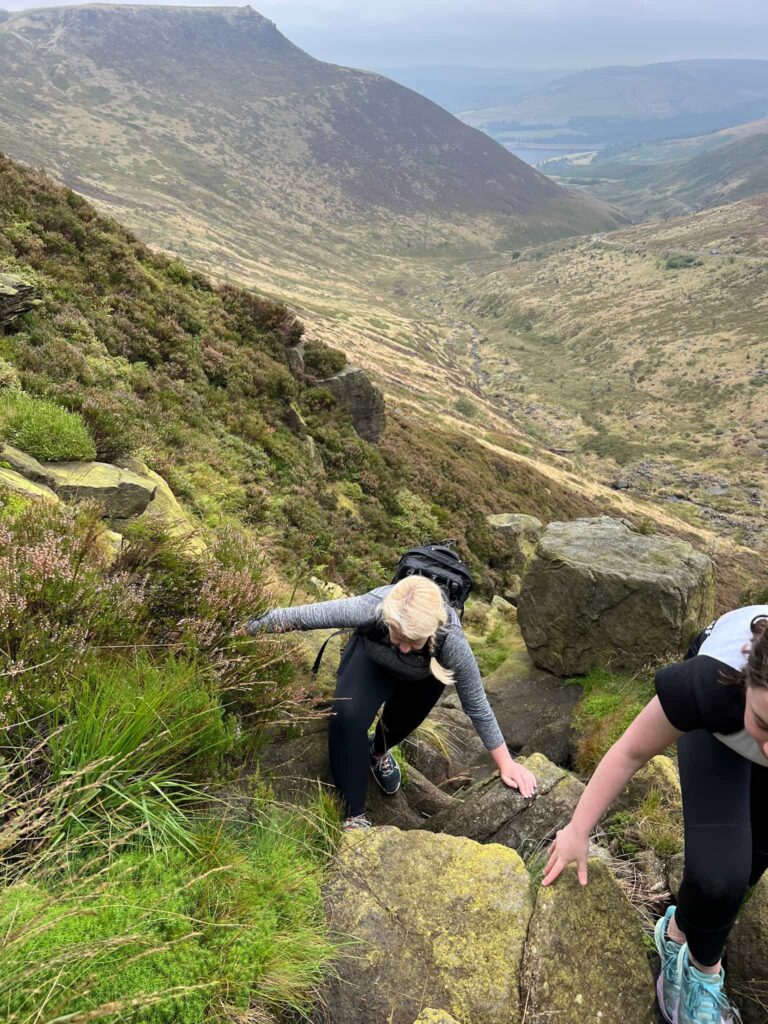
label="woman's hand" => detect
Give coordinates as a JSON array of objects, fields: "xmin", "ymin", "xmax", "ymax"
[
  {"xmin": 541, "ymin": 823, "xmax": 590, "ymax": 887},
  {"xmin": 500, "ymin": 761, "xmax": 537, "ymax": 799}
]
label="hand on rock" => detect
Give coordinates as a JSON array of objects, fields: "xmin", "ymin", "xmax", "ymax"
[
  {"xmin": 541, "ymin": 824, "xmax": 589, "ymax": 887},
  {"xmin": 500, "ymin": 761, "xmax": 537, "ymax": 799}
]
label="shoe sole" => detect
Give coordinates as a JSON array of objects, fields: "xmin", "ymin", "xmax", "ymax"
[
  {"xmin": 369, "ymin": 763, "xmax": 401, "ymax": 795},
  {"xmin": 657, "ymin": 969, "xmax": 679, "ymax": 1024}
]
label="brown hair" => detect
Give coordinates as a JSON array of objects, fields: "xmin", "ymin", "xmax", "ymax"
[{"xmin": 743, "ymin": 616, "xmax": 768, "ymax": 690}]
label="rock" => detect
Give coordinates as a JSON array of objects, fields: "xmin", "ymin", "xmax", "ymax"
[
  {"xmin": 482, "ymin": 650, "xmax": 582, "ymax": 766},
  {"xmin": 320, "ymin": 366, "xmax": 386, "ymax": 443},
  {"xmin": 491, "ymin": 595, "xmax": 516, "ymax": 617},
  {"xmin": 611, "ymin": 755, "xmax": 681, "ymax": 819},
  {"xmin": 118, "ymin": 457, "xmax": 206, "ymax": 553},
  {"xmin": 285, "ymin": 401, "xmax": 307, "ymax": 434},
  {"xmin": 259, "ymin": 728, "xmax": 424, "ymax": 830},
  {"xmin": 0, "ymin": 466, "xmax": 58, "ymax": 502},
  {"xmin": 0, "ymin": 444, "xmax": 55, "ymax": 487},
  {"xmin": 668, "ymin": 852, "xmax": 684, "ymax": 899},
  {"xmin": 42, "ymin": 461, "xmax": 156, "ymax": 519},
  {"xmin": 486, "ymin": 513, "xmax": 542, "ymax": 601},
  {"xmin": 0, "ymin": 273, "xmax": 41, "ymax": 329},
  {"xmin": 285, "ymin": 340, "xmax": 305, "ymax": 376},
  {"xmin": 412, "ymin": 1011, "xmax": 460, "ymax": 1024},
  {"xmin": 402, "ymin": 707, "xmax": 492, "ymax": 791},
  {"xmin": 727, "ymin": 873, "xmax": 768, "ymax": 1024},
  {"xmin": 403, "ymin": 765, "xmax": 457, "ymax": 818},
  {"xmin": 424, "ymin": 753, "xmax": 584, "ymax": 860},
  {"xmin": 517, "ymin": 516, "xmax": 715, "ymax": 675},
  {"xmin": 324, "ymin": 827, "xmax": 532, "ymax": 1024},
  {"xmin": 521, "ymin": 860, "xmax": 656, "ymax": 1024},
  {"xmin": 303, "ymin": 435, "xmax": 325, "ymax": 473}
]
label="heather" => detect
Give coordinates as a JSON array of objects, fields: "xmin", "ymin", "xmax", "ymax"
[{"xmin": 0, "ymin": 154, "xmax": 607, "ymax": 596}]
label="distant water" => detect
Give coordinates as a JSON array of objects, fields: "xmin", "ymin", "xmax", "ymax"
[{"xmin": 506, "ymin": 146, "xmax": 586, "ymax": 167}]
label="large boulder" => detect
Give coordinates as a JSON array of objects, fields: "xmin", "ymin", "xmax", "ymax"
[
  {"xmin": 486, "ymin": 513, "xmax": 542, "ymax": 602},
  {"xmin": 727, "ymin": 873, "xmax": 768, "ymax": 1024},
  {"xmin": 521, "ymin": 860, "xmax": 656, "ymax": 1024},
  {"xmin": 424, "ymin": 753, "xmax": 584, "ymax": 860},
  {"xmin": 517, "ymin": 516, "xmax": 715, "ymax": 675},
  {"xmin": 0, "ymin": 273, "xmax": 40, "ymax": 328},
  {"xmin": 41, "ymin": 461, "xmax": 156, "ymax": 519},
  {"xmin": 320, "ymin": 366, "xmax": 385, "ymax": 443},
  {"xmin": 402, "ymin": 706, "xmax": 493, "ymax": 791},
  {"xmin": 324, "ymin": 827, "xmax": 533, "ymax": 1024}
]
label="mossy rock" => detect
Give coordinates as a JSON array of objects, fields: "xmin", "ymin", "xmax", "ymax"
[
  {"xmin": 42, "ymin": 461, "xmax": 155, "ymax": 518},
  {"xmin": 521, "ymin": 859, "xmax": 656, "ymax": 1023},
  {"xmin": 413, "ymin": 1011, "xmax": 461, "ymax": 1024},
  {"xmin": 518, "ymin": 516, "xmax": 715, "ymax": 675},
  {"xmin": 324, "ymin": 827, "xmax": 532, "ymax": 1024},
  {"xmin": 0, "ymin": 466, "xmax": 58, "ymax": 502},
  {"xmin": 120, "ymin": 457, "xmax": 206, "ymax": 553},
  {"xmin": 727, "ymin": 873, "xmax": 768, "ymax": 1024}
]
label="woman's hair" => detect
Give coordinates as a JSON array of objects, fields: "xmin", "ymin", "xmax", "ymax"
[
  {"xmin": 378, "ymin": 576, "xmax": 455, "ymax": 686},
  {"xmin": 743, "ymin": 615, "xmax": 768, "ymax": 690}
]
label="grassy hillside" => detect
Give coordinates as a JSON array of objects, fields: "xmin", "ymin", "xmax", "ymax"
[
  {"xmin": 459, "ymin": 59, "xmax": 768, "ymax": 150},
  {"xmin": 430, "ymin": 196, "xmax": 768, "ymax": 552},
  {"xmin": 550, "ymin": 122, "xmax": 768, "ymax": 217}
]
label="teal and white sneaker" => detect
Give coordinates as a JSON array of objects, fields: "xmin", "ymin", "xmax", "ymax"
[
  {"xmin": 677, "ymin": 946, "xmax": 742, "ymax": 1024},
  {"xmin": 655, "ymin": 905, "xmax": 684, "ymax": 1023}
]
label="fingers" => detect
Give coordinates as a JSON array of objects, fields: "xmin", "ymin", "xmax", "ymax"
[
  {"xmin": 577, "ymin": 858, "xmax": 589, "ymax": 886},
  {"xmin": 541, "ymin": 857, "xmax": 564, "ymax": 887}
]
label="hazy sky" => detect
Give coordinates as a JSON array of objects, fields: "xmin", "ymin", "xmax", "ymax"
[{"xmin": 3, "ymin": 0, "xmax": 768, "ymax": 69}]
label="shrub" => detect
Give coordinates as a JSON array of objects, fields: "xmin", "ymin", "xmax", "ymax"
[
  {"xmin": 302, "ymin": 341, "xmax": 347, "ymax": 380},
  {"xmin": 0, "ymin": 391, "xmax": 96, "ymax": 461},
  {"xmin": 572, "ymin": 666, "xmax": 657, "ymax": 774},
  {"xmin": 663, "ymin": 254, "xmax": 702, "ymax": 270},
  {"xmin": 0, "ymin": 358, "xmax": 20, "ymax": 391}
]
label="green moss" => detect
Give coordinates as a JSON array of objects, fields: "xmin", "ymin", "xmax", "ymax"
[{"xmin": 572, "ymin": 666, "xmax": 656, "ymax": 773}]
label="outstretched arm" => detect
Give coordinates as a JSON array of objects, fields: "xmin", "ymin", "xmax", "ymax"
[
  {"xmin": 542, "ymin": 696, "xmax": 682, "ymax": 886},
  {"xmin": 247, "ymin": 592, "xmax": 380, "ymax": 635}
]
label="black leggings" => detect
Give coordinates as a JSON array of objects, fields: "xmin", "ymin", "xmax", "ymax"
[
  {"xmin": 676, "ymin": 729, "xmax": 768, "ymax": 965},
  {"xmin": 328, "ymin": 635, "xmax": 445, "ymax": 816}
]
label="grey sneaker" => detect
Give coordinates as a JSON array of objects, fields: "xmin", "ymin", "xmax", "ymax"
[
  {"xmin": 342, "ymin": 814, "xmax": 372, "ymax": 831},
  {"xmin": 655, "ymin": 906, "xmax": 683, "ymax": 1024},
  {"xmin": 677, "ymin": 946, "xmax": 742, "ymax": 1024},
  {"xmin": 369, "ymin": 740, "xmax": 401, "ymax": 795}
]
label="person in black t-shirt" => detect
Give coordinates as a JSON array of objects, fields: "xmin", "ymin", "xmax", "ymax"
[{"xmin": 541, "ymin": 605, "xmax": 768, "ymax": 1024}]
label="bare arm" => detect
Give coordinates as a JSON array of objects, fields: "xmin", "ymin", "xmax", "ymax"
[{"xmin": 542, "ymin": 697, "xmax": 682, "ymax": 886}]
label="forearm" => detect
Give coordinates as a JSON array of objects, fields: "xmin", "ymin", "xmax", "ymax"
[
  {"xmin": 249, "ymin": 593, "xmax": 378, "ymax": 634},
  {"xmin": 490, "ymin": 742, "xmax": 516, "ymax": 774},
  {"xmin": 569, "ymin": 744, "xmax": 645, "ymax": 837}
]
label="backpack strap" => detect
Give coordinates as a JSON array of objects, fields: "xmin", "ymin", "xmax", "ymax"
[{"xmin": 310, "ymin": 629, "xmax": 349, "ymax": 677}]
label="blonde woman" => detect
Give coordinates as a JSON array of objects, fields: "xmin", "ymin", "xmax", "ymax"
[{"xmin": 248, "ymin": 575, "xmax": 536, "ymax": 830}]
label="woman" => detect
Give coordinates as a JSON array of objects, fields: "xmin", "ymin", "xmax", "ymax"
[
  {"xmin": 248, "ymin": 575, "xmax": 536, "ymax": 829},
  {"xmin": 543, "ymin": 605, "xmax": 768, "ymax": 1024}
]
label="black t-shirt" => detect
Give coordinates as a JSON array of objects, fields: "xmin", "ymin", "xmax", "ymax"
[{"xmin": 654, "ymin": 605, "xmax": 768, "ymax": 767}]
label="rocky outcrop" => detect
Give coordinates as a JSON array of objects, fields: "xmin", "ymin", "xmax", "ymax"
[
  {"xmin": 486, "ymin": 513, "xmax": 542, "ymax": 601},
  {"xmin": 517, "ymin": 516, "xmax": 715, "ymax": 675},
  {"xmin": 320, "ymin": 366, "xmax": 385, "ymax": 443},
  {"xmin": 0, "ymin": 274, "xmax": 40, "ymax": 329},
  {"xmin": 727, "ymin": 874, "xmax": 768, "ymax": 1024},
  {"xmin": 118, "ymin": 456, "xmax": 206, "ymax": 552},
  {"xmin": 0, "ymin": 465, "xmax": 58, "ymax": 501},
  {"xmin": 521, "ymin": 860, "xmax": 656, "ymax": 1024},
  {"xmin": 424, "ymin": 753, "xmax": 584, "ymax": 859},
  {"xmin": 42, "ymin": 461, "xmax": 155, "ymax": 518},
  {"xmin": 324, "ymin": 827, "xmax": 532, "ymax": 1024}
]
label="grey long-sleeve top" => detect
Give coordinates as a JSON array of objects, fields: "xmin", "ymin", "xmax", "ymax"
[{"xmin": 250, "ymin": 585, "xmax": 506, "ymax": 751}]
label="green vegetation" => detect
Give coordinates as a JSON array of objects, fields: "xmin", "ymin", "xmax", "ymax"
[
  {"xmin": 607, "ymin": 790, "xmax": 684, "ymax": 859},
  {"xmin": 0, "ymin": 390, "xmax": 97, "ymax": 461},
  {"xmin": 571, "ymin": 665, "xmax": 657, "ymax": 773},
  {"xmin": 663, "ymin": 253, "xmax": 702, "ymax": 270}
]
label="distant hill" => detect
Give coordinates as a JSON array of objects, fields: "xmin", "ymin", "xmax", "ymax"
[
  {"xmin": 460, "ymin": 60, "xmax": 768, "ymax": 150},
  {"xmin": 374, "ymin": 66, "xmax": 563, "ymax": 115},
  {"xmin": 550, "ymin": 122, "xmax": 768, "ymax": 218},
  {"xmin": 0, "ymin": 3, "xmax": 618, "ymax": 288}
]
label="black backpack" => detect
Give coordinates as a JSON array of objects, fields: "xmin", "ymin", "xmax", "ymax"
[
  {"xmin": 390, "ymin": 541, "xmax": 473, "ymax": 617},
  {"xmin": 309, "ymin": 541, "xmax": 472, "ymax": 676}
]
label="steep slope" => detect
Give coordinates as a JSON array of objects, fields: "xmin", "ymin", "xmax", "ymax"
[
  {"xmin": 0, "ymin": 4, "xmax": 617, "ymax": 272},
  {"xmin": 460, "ymin": 59, "xmax": 768, "ymax": 150},
  {"xmin": 431, "ymin": 197, "xmax": 768, "ymax": 549},
  {"xmin": 553, "ymin": 125, "xmax": 768, "ymax": 218}
]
